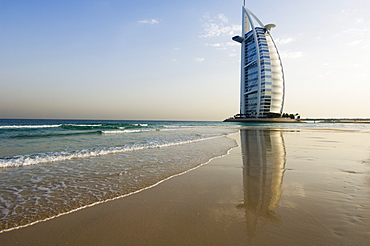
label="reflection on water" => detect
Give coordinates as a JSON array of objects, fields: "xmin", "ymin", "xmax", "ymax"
[{"xmin": 238, "ymin": 129, "xmax": 286, "ymax": 241}]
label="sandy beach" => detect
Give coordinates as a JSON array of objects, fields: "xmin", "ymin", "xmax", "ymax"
[{"xmin": 1, "ymin": 128, "xmax": 369, "ymax": 245}]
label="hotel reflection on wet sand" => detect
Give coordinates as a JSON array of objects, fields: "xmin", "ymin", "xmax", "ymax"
[
  {"xmin": 239, "ymin": 129, "xmax": 286, "ymax": 243},
  {"xmin": 238, "ymin": 128, "xmax": 370, "ymax": 245}
]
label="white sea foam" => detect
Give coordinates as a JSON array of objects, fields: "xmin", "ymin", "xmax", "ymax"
[
  {"xmin": 65, "ymin": 124, "xmax": 102, "ymax": 127},
  {"xmin": 102, "ymin": 128, "xmax": 180, "ymax": 134},
  {"xmin": 0, "ymin": 125, "xmax": 62, "ymax": 129},
  {"xmin": 102, "ymin": 129, "xmax": 154, "ymax": 134},
  {"xmin": 0, "ymin": 136, "xmax": 218, "ymax": 168},
  {"xmin": 132, "ymin": 124, "xmax": 148, "ymax": 127}
]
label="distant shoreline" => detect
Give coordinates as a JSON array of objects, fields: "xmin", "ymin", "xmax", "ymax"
[
  {"xmin": 224, "ymin": 117, "xmax": 370, "ymax": 123},
  {"xmin": 224, "ymin": 118, "xmax": 304, "ymax": 123},
  {"xmin": 303, "ymin": 118, "xmax": 370, "ymax": 123}
]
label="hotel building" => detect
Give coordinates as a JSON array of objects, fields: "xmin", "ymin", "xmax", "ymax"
[{"xmin": 232, "ymin": 4, "xmax": 285, "ymax": 118}]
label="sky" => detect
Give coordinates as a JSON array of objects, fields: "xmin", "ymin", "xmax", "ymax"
[{"xmin": 1, "ymin": 0, "xmax": 370, "ymax": 120}]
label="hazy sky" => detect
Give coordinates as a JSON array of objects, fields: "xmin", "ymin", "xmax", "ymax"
[{"xmin": 1, "ymin": 0, "xmax": 370, "ymax": 120}]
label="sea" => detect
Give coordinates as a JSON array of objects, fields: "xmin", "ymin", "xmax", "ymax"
[
  {"xmin": 0, "ymin": 119, "xmax": 239, "ymax": 232},
  {"xmin": 1, "ymin": 119, "xmax": 369, "ymax": 233}
]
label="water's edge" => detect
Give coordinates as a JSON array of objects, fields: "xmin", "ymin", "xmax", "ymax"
[{"xmin": 0, "ymin": 134, "xmax": 238, "ymax": 234}]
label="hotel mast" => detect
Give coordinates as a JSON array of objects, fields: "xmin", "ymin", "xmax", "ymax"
[{"xmin": 232, "ymin": 2, "xmax": 285, "ymax": 118}]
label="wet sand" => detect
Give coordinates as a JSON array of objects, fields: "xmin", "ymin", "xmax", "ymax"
[{"xmin": 1, "ymin": 129, "xmax": 369, "ymax": 245}]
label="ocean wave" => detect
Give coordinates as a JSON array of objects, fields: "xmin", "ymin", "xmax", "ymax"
[
  {"xmin": 0, "ymin": 123, "xmax": 154, "ymax": 132},
  {"xmin": 0, "ymin": 125, "xmax": 62, "ymax": 129},
  {"xmin": 0, "ymin": 136, "xmax": 218, "ymax": 168},
  {"xmin": 60, "ymin": 123, "xmax": 149, "ymax": 131},
  {"xmin": 10, "ymin": 131, "xmax": 101, "ymax": 139},
  {"xmin": 64, "ymin": 124, "xmax": 102, "ymax": 127},
  {"xmin": 101, "ymin": 129, "xmax": 157, "ymax": 134},
  {"xmin": 132, "ymin": 124, "xmax": 148, "ymax": 127},
  {"xmin": 101, "ymin": 128, "xmax": 180, "ymax": 134}
]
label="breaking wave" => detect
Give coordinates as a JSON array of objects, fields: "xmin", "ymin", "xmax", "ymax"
[{"xmin": 0, "ymin": 136, "xmax": 217, "ymax": 168}]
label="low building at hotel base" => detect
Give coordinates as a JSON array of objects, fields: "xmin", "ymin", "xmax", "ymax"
[{"xmin": 225, "ymin": 3, "xmax": 302, "ymax": 123}]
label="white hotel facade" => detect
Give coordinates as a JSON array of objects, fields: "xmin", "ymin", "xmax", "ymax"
[{"xmin": 232, "ymin": 4, "xmax": 285, "ymax": 118}]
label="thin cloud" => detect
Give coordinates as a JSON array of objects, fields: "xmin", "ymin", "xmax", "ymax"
[
  {"xmin": 217, "ymin": 14, "xmax": 229, "ymax": 23},
  {"xmin": 200, "ymin": 13, "xmax": 241, "ymax": 38},
  {"xmin": 200, "ymin": 23, "xmax": 241, "ymax": 38},
  {"xmin": 207, "ymin": 43, "xmax": 223, "ymax": 47},
  {"xmin": 275, "ymin": 37, "xmax": 296, "ymax": 45},
  {"xmin": 200, "ymin": 13, "xmax": 241, "ymax": 57},
  {"xmin": 206, "ymin": 42, "xmax": 238, "ymax": 49},
  {"xmin": 194, "ymin": 57, "xmax": 205, "ymax": 62},
  {"xmin": 280, "ymin": 51, "xmax": 304, "ymax": 59},
  {"xmin": 138, "ymin": 19, "xmax": 159, "ymax": 24},
  {"xmin": 356, "ymin": 18, "xmax": 364, "ymax": 23},
  {"xmin": 348, "ymin": 39, "xmax": 363, "ymax": 46},
  {"xmin": 335, "ymin": 28, "xmax": 368, "ymax": 36}
]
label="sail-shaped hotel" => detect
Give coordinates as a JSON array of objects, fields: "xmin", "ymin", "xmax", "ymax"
[{"xmin": 229, "ymin": 3, "xmax": 285, "ymax": 119}]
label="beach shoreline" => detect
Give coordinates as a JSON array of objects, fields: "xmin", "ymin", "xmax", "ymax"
[
  {"xmin": 1, "ymin": 129, "xmax": 369, "ymax": 245},
  {"xmin": 0, "ymin": 135, "xmax": 238, "ymax": 235},
  {"xmin": 0, "ymin": 133, "xmax": 243, "ymax": 245}
]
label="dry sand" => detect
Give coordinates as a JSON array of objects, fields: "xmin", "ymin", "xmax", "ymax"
[{"xmin": 1, "ymin": 130, "xmax": 369, "ymax": 245}]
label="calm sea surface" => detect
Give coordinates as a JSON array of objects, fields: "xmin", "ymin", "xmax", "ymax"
[{"xmin": 0, "ymin": 119, "xmax": 369, "ymax": 233}]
